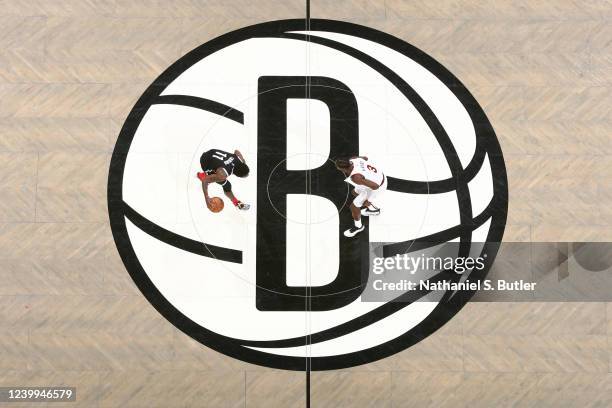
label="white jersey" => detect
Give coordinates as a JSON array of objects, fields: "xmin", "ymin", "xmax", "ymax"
[{"xmin": 345, "ymin": 158, "xmax": 384, "ymax": 189}]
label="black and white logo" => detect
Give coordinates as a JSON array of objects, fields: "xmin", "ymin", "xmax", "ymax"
[{"xmin": 108, "ymin": 19, "xmax": 508, "ymax": 370}]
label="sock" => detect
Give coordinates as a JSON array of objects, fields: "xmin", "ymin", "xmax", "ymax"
[
  {"xmin": 354, "ymin": 219, "xmax": 362, "ymax": 228},
  {"xmin": 231, "ymin": 197, "xmax": 239, "ymax": 206}
]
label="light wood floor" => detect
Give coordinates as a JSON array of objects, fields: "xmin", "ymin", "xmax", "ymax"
[{"xmin": 0, "ymin": 0, "xmax": 610, "ymax": 406}]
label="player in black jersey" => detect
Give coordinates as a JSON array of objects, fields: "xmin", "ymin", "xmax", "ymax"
[{"xmin": 197, "ymin": 149, "xmax": 250, "ymax": 211}]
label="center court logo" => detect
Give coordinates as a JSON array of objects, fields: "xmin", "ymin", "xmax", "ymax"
[{"xmin": 108, "ymin": 19, "xmax": 508, "ymax": 370}]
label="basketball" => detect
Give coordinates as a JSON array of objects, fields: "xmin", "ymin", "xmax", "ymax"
[{"xmin": 209, "ymin": 197, "xmax": 224, "ymax": 213}]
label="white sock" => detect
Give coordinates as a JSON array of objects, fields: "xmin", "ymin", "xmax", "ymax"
[{"xmin": 354, "ymin": 219, "xmax": 362, "ymax": 228}]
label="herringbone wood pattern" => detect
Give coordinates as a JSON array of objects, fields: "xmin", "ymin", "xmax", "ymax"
[{"xmin": 0, "ymin": 0, "xmax": 610, "ymax": 407}]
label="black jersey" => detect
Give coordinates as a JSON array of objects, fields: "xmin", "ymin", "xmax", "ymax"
[
  {"xmin": 200, "ymin": 149, "xmax": 238, "ymax": 176},
  {"xmin": 199, "ymin": 149, "xmax": 238, "ymax": 192}
]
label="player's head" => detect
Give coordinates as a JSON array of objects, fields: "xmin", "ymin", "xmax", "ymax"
[
  {"xmin": 233, "ymin": 161, "xmax": 250, "ymax": 178},
  {"xmin": 334, "ymin": 158, "xmax": 352, "ymax": 175}
]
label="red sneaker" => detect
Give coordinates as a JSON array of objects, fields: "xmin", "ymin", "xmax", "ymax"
[{"xmin": 197, "ymin": 172, "xmax": 206, "ymax": 181}]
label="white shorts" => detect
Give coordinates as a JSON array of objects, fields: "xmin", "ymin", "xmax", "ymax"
[{"xmin": 352, "ymin": 176, "xmax": 387, "ymax": 208}]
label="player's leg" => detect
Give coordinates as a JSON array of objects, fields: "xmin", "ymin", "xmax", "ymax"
[
  {"xmin": 344, "ymin": 190, "xmax": 367, "ymax": 237},
  {"xmin": 361, "ymin": 178, "xmax": 386, "ymax": 216},
  {"xmin": 222, "ymin": 182, "xmax": 250, "ymax": 210}
]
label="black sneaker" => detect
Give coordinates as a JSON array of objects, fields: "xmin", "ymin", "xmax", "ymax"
[{"xmin": 343, "ymin": 225, "xmax": 365, "ymax": 237}]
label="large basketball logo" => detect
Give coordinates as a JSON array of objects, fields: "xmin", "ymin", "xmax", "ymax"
[{"xmin": 108, "ymin": 19, "xmax": 508, "ymax": 370}]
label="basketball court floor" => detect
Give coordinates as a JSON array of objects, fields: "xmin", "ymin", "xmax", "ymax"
[{"xmin": 0, "ymin": 0, "xmax": 611, "ymax": 407}]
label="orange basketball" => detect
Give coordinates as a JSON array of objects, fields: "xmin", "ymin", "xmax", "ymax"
[{"xmin": 209, "ymin": 197, "xmax": 224, "ymax": 213}]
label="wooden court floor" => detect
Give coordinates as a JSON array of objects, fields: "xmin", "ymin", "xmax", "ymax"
[{"xmin": 0, "ymin": 0, "xmax": 611, "ymax": 406}]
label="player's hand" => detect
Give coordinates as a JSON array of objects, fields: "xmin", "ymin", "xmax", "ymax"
[
  {"xmin": 205, "ymin": 199, "xmax": 214, "ymax": 211},
  {"xmin": 235, "ymin": 201, "xmax": 250, "ymax": 210}
]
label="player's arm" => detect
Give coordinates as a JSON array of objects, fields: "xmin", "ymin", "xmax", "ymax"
[
  {"xmin": 223, "ymin": 188, "xmax": 248, "ymax": 210},
  {"xmin": 351, "ymin": 174, "xmax": 379, "ymax": 190},
  {"xmin": 223, "ymin": 188, "xmax": 250, "ymax": 210},
  {"xmin": 219, "ymin": 178, "xmax": 250, "ymax": 211},
  {"xmin": 200, "ymin": 169, "xmax": 227, "ymax": 210}
]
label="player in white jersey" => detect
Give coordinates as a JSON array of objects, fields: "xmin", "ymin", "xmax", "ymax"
[{"xmin": 335, "ymin": 156, "xmax": 387, "ymax": 237}]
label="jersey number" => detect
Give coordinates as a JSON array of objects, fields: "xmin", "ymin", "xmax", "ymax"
[
  {"xmin": 212, "ymin": 151, "xmax": 228, "ymax": 160},
  {"xmin": 367, "ymin": 164, "xmax": 377, "ymax": 173}
]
